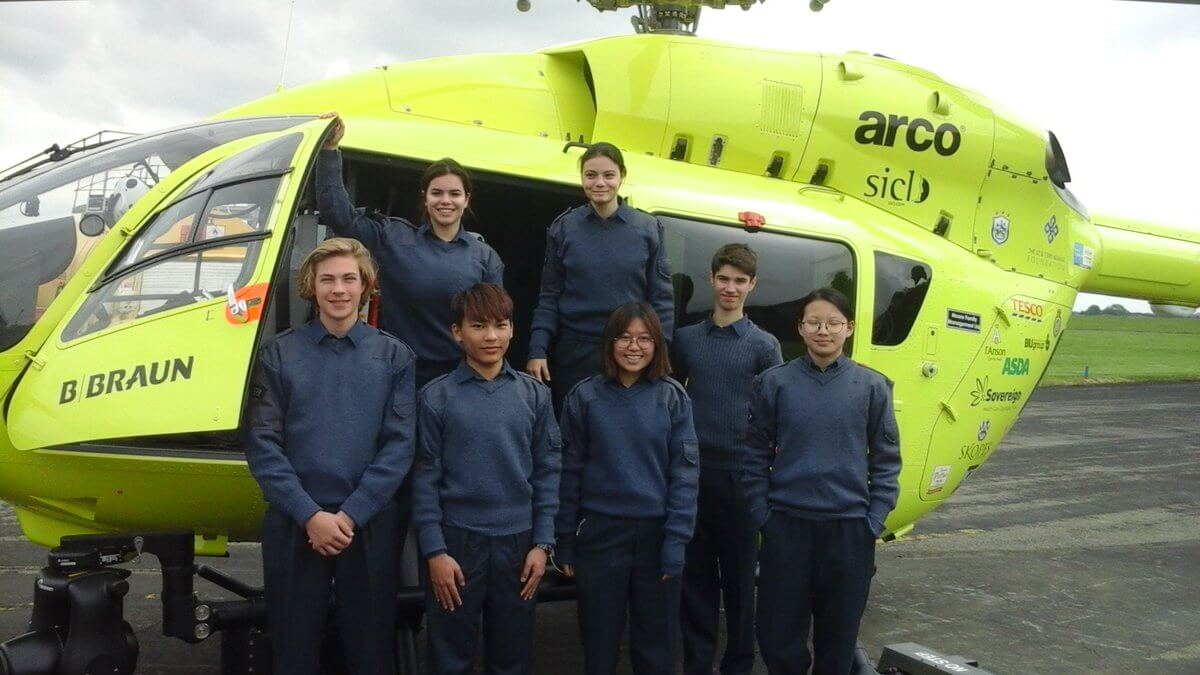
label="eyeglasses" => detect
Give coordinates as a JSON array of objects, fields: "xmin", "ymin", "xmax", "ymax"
[
  {"xmin": 800, "ymin": 319, "xmax": 848, "ymax": 334},
  {"xmin": 613, "ymin": 335, "xmax": 655, "ymax": 348}
]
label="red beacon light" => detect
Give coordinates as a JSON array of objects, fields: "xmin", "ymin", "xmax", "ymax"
[{"xmin": 738, "ymin": 211, "xmax": 765, "ymax": 232}]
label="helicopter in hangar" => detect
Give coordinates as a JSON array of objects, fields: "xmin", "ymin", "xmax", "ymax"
[{"xmin": 1, "ymin": 0, "xmax": 1199, "ymax": 671}]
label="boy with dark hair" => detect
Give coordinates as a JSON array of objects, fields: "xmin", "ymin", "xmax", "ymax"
[
  {"xmin": 673, "ymin": 243, "xmax": 783, "ymax": 675},
  {"xmin": 245, "ymin": 237, "xmax": 416, "ymax": 675},
  {"xmin": 413, "ymin": 283, "xmax": 561, "ymax": 675}
]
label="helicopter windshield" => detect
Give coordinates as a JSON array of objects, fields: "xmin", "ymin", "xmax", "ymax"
[{"xmin": 0, "ymin": 116, "xmax": 315, "ymax": 352}]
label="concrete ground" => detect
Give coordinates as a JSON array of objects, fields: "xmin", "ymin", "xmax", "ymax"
[{"xmin": 1, "ymin": 382, "xmax": 1196, "ymax": 674}]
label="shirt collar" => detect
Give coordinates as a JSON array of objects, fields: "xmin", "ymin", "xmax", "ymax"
[
  {"xmin": 417, "ymin": 222, "xmax": 471, "ymax": 245},
  {"xmin": 452, "ymin": 359, "xmax": 519, "ymax": 384},
  {"xmin": 585, "ymin": 201, "xmax": 634, "ymax": 225},
  {"xmin": 801, "ymin": 354, "xmax": 848, "ymax": 373},
  {"xmin": 300, "ymin": 319, "xmax": 370, "ymax": 347},
  {"xmin": 705, "ymin": 315, "xmax": 750, "ymax": 337}
]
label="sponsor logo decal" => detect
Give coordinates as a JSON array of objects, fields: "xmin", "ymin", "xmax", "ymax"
[
  {"xmin": 992, "ymin": 327, "xmax": 1002, "ymax": 344},
  {"xmin": 854, "ymin": 111, "xmax": 963, "ymax": 156},
  {"xmin": 946, "ymin": 309, "xmax": 981, "ymax": 333},
  {"xmin": 1073, "ymin": 242, "xmax": 1094, "ymax": 269},
  {"xmin": 927, "ymin": 464, "xmax": 952, "ymax": 494},
  {"xmin": 1026, "ymin": 247, "xmax": 1067, "ymax": 272},
  {"xmin": 991, "ymin": 212, "xmax": 1010, "ymax": 245},
  {"xmin": 959, "ymin": 419, "xmax": 993, "ymax": 461},
  {"xmin": 60, "ymin": 356, "xmax": 195, "ymax": 405},
  {"xmin": 1010, "ymin": 298, "xmax": 1044, "ymax": 323},
  {"xmin": 1025, "ymin": 335, "xmax": 1051, "ymax": 351},
  {"xmin": 1043, "ymin": 215, "xmax": 1059, "ymax": 244},
  {"xmin": 1053, "ymin": 309, "xmax": 1063, "ymax": 338},
  {"xmin": 969, "ymin": 376, "xmax": 1023, "ymax": 408},
  {"xmin": 1001, "ymin": 356, "xmax": 1030, "ymax": 376},
  {"xmin": 864, "ymin": 168, "xmax": 930, "ymax": 205}
]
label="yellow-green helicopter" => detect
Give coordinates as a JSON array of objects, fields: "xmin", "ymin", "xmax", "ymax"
[{"xmin": 0, "ymin": 1, "xmax": 1196, "ymax": 672}]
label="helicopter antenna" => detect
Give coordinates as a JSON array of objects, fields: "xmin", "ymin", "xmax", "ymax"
[{"xmin": 276, "ymin": 0, "xmax": 297, "ymax": 92}]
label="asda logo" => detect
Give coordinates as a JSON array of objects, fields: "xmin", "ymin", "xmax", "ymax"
[
  {"xmin": 854, "ymin": 111, "xmax": 962, "ymax": 156},
  {"xmin": 1002, "ymin": 357, "xmax": 1030, "ymax": 376}
]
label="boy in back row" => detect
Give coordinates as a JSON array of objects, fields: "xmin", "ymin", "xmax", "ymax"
[{"xmin": 672, "ymin": 244, "xmax": 783, "ymax": 675}]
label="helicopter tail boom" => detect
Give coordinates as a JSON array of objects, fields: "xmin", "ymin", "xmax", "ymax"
[{"xmin": 1081, "ymin": 214, "xmax": 1200, "ymax": 308}]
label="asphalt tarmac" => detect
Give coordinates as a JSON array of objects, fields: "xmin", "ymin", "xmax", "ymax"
[{"xmin": 1, "ymin": 382, "xmax": 1196, "ymax": 674}]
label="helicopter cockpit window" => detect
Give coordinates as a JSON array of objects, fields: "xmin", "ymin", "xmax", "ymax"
[
  {"xmin": 659, "ymin": 215, "xmax": 856, "ymax": 359},
  {"xmin": 872, "ymin": 251, "xmax": 932, "ymax": 346},
  {"xmin": 0, "ymin": 117, "xmax": 313, "ymax": 353},
  {"xmin": 185, "ymin": 133, "xmax": 302, "ymax": 195},
  {"xmin": 63, "ymin": 241, "xmax": 262, "ymax": 341},
  {"xmin": 114, "ymin": 178, "xmax": 281, "ymax": 271}
]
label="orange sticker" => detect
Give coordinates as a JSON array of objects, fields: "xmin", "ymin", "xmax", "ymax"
[{"xmin": 225, "ymin": 283, "xmax": 269, "ymax": 325}]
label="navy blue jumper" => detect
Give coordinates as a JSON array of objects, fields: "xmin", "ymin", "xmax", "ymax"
[
  {"xmin": 244, "ymin": 320, "xmax": 416, "ymax": 675},
  {"xmin": 412, "ymin": 360, "xmax": 561, "ymax": 675},
  {"xmin": 316, "ymin": 149, "xmax": 504, "ymax": 380},
  {"xmin": 555, "ymin": 375, "xmax": 699, "ymax": 576},
  {"xmin": 672, "ymin": 316, "xmax": 783, "ymax": 471},
  {"xmin": 528, "ymin": 203, "xmax": 675, "ymax": 405},
  {"xmin": 412, "ymin": 360, "xmax": 562, "ymax": 558},
  {"xmin": 672, "ymin": 315, "xmax": 782, "ymax": 675},
  {"xmin": 743, "ymin": 354, "xmax": 901, "ymax": 537}
]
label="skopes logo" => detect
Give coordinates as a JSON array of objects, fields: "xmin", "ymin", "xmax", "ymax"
[
  {"xmin": 969, "ymin": 376, "xmax": 1023, "ymax": 408},
  {"xmin": 1010, "ymin": 298, "xmax": 1045, "ymax": 323},
  {"xmin": 1001, "ymin": 356, "xmax": 1030, "ymax": 376},
  {"xmin": 864, "ymin": 168, "xmax": 930, "ymax": 205},
  {"xmin": 854, "ymin": 111, "xmax": 963, "ymax": 157},
  {"xmin": 960, "ymin": 420, "xmax": 992, "ymax": 460}
]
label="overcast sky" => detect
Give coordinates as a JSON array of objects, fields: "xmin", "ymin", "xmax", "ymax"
[{"xmin": 3, "ymin": 0, "xmax": 1198, "ymax": 313}]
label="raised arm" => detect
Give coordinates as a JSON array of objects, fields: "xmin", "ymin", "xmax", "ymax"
[
  {"xmin": 315, "ymin": 149, "xmax": 389, "ymax": 252},
  {"xmin": 244, "ymin": 345, "xmax": 321, "ymax": 527},
  {"xmin": 865, "ymin": 377, "xmax": 902, "ymax": 537},
  {"xmin": 339, "ymin": 346, "xmax": 417, "ymax": 528},
  {"xmin": 661, "ymin": 388, "xmax": 700, "ymax": 577}
]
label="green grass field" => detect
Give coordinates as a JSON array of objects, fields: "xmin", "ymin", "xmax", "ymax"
[{"xmin": 1042, "ymin": 314, "xmax": 1200, "ymax": 386}]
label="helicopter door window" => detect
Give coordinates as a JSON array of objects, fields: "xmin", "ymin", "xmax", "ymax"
[
  {"xmin": 63, "ymin": 241, "xmax": 261, "ymax": 341},
  {"xmin": 872, "ymin": 251, "xmax": 933, "ymax": 347},
  {"xmin": 657, "ymin": 214, "xmax": 856, "ymax": 360},
  {"xmin": 113, "ymin": 177, "xmax": 281, "ymax": 272}
]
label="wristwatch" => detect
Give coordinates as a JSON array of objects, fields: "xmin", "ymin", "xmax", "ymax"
[{"xmin": 534, "ymin": 543, "xmax": 554, "ymax": 556}]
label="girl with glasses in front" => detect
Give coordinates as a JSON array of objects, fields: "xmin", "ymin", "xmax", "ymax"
[
  {"xmin": 555, "ymin": 302, "xmax": 700, "ymax": 675},
  {"xmin": 743, "ymin": 288, "xmax": 902, "ymax": 675}
]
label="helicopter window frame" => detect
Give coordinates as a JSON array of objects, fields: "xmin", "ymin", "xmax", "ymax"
[
  {"xmin": 653, "ymin": 213, "xmax": 858, "ymax": 361},
  {"xmin": 64, "ymin": 232, "xmax": 269, "ymax": 343},
  {"xmin": 103, "ymin": 170, "xmax": 291, "ymax": 285},
  {"xmin": 871, "ymin": 250, "xmax": 933, "ymax": 347}
]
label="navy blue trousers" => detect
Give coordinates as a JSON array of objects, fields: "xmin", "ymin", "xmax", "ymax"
[
  {"xmin": 756, "ymin": 514, "xmax": 875, "ymax": 675},
  {"xmin": 261, "ymin": 503, "xmax": 400, "ymax": 675},
  {"xmin": 681, "ymin": 468, "xmax": 757, "ymax": 675},
  {"xmin": 574, "ymin": 512, "xmax": 681, "ymax": 675},
  {"xmin": 424, "ymin": 526, "xmax": 536, "ymax": 675},
  {"xmin": 550, "ymin": 333, "xmax": 602, "ymax": 415}
]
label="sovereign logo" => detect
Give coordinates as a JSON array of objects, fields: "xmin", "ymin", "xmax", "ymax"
[{"xmin": 969, "ymin": 377, "xmax": 1023, "ymax": 408}]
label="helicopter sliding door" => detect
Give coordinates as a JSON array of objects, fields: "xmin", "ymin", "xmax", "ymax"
[{"xmin": 5, "ymin": 118, "xmax": 334, "ymax": 451}]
